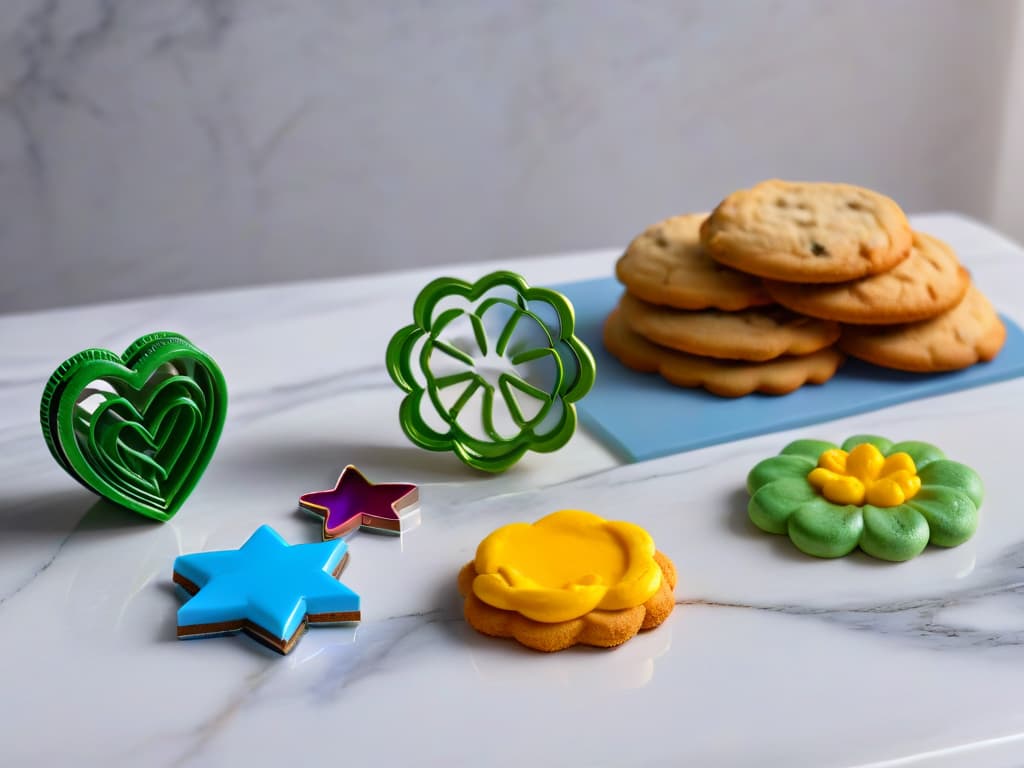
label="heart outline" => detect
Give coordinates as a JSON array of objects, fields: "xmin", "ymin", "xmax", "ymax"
[{"xmin": 40, "ymin": 332, "xmax": 227, "ymax": 521}]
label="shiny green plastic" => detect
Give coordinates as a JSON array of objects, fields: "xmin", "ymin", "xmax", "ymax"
[
  {"xmin": 40, "ymin": 332, "xmax": 228, "ymax": 521},
  {"xmin": 386, "ymin": 271, "xmax": 596, "ymax": 472}
]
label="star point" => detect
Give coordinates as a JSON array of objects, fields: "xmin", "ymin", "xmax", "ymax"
[
  {"xmin": 298, "ymin": 465, "xmax": 419, "ymax": 540},
  {"xmin": 173, "ymin": 524, "xmax": 360, "ymax": 654}
]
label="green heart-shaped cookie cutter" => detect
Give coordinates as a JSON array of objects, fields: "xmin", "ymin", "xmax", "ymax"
[
  {"xmin": 40, "ymin": 332, "xmax": 228, "ymax": 521},
  {"xmin": 386, "ymin": 271, "xmax": 596, "ymax": 472}
]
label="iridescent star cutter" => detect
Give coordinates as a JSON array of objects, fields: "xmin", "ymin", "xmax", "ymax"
[{"xmin": 299, "ymin": 465, "xmax": 419, "ymax": 539}]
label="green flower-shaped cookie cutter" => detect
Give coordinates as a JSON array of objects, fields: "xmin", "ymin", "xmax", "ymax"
[
  {"xmin": 386, "ymin": 271, "xmax": 596, "ymax": 472},
  {"xmin": 747, "ymin": 435, "xmax": 983, "ymax": 561}
]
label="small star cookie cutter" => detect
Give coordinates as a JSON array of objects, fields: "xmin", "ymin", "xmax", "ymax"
[
  {"xmin": 385, "ymin": 271, "xmax": 596, "ymax": 473},
  {"xmin": 299, "ymin": 465, "xmax": 420, "ymax": 539}
]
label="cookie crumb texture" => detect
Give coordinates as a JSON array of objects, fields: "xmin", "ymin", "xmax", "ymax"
[
  {"xmin": 765, "ymin": 232, "xmax": 969, "ymax": 324},
  {"xmin": 840, "ymin": 283, "xmax": 1006, "ymax": 372},
  {"xmin": 458, "ymin": 552, "xmax": 677, "ymax": 652},
  {"xmin": 618, "ymin": 292, "xmax": 839, "ymax": 361},
  {"xmin": 616, "ymin": 213, "xmax": 772, "ymax": 310},
  {"xmin": 604, "ymin": 309, "xmax": 844, "ymax": 397},
  {"xmin": 701, "ymin": 180, "xmax": 912, "ymax": 283}
]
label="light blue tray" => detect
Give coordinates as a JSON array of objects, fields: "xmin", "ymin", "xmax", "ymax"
[{"xmin": 555, "ymin": 277, "xmax": 1024, "ymax": 462}]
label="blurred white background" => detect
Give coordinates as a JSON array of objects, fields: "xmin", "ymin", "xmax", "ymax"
[{"xmin": 1, "ymin": 0, "xmax": 1022, "ymax": 313}]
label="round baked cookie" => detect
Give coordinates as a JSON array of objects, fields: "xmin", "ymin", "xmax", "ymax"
[
  {"xmin": 839, "ymin": 283, "xmax": 1006, "ymax": 372},
  {"xmin": 764, "ymin": 232, "xmax": 969, "ymax": 324},
  {"xmin": 700, "ymin": 180, "xmax": 912, "ymax": 283},
  {"xmin": 458, "ymin": 551, "xmax": 677, "ymax": 653},
  {"xmin": 604, "ymin": 309, "xmax": 844, "ymax": 397},
  {"xmin": 615, "ymin": 214, "xmax": 772, "ymax": 310},
  {"xmin": 618, "ymin": 292, "xmax": 839, "ymax": 362}
]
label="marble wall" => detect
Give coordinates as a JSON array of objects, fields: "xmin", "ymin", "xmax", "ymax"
[
  {"xmin": 0, "ymin": 1, "xmax": 1019, "ymax": 313},
  {"xmin": 995, "ymin": 3, "xmax": 1024, "ymax": 241}
]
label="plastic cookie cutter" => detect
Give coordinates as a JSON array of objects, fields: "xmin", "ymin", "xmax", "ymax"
[
  {"xmin": 385, "ymin": 271, "xmax": 596, "ymax": 472},
  {"xmin": 40, "ymin": 332, "xmax": 228, "ymax": 521},
  {"xmin": 299, "ymin": 465, "xmax": 420, "ymax": 539}
]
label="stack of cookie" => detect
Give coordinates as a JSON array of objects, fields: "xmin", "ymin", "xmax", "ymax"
[
  {"xmin": 606, "ymin": 180, "xmax": 1006, "ymax": 397},
  {"xmin": 606, "ymin": 210, "xmax": 845, "ymax": 397}
]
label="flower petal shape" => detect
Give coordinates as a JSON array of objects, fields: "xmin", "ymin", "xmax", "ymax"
[
  {"xmin": 471, "ymin": 510, "xmax": 663, "ymax": 623},
  {"xmin": 746, "ymin": 436, "xmax": 983, "ymax": 561},
  {"xmin": 747, "ymin": 454, "xmax": 816, "ymax": 495},
  {"xmin": 888, "ymin": 440, "xmax": 947, "ymax": 470},
  {"xmin": 749, "ymin": 477, "xmax": 818, "ymax": 534},
  {"xmin": 780, "ymin": 439, "xmax": 840, "ymax": 462},
  {"xmin": 907, "ymin": 486, "xmax": 979, "ymax": 547},
  {"xmin": 386, "ymin": 271, "xmax": 596, "ymax": 472},
  {"xmin": 918, "ymin": 460, "xmax": 984, "ymax": 507},
  {"xmin": 840, "ymin": 434, "xmax": 893, "ymax": 454},
  {"xmin": 788, "ymin": 497, "xmax": 864, "ymax": 558},
  {"xmin": 860, "ymin": 504, "xmax": 930, "ymax": 562}
]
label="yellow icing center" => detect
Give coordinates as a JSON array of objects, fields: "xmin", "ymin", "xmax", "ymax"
[
  {"xmin": 807, "ymin": 443, "xmax": 921, "ymax": 507},
  {"xmin": 471, "ymin": 509, "xmax": 663, "ymax": 623}
]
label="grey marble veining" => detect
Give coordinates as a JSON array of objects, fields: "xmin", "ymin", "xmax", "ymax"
[{"xmin": 5, "ymin": 214, "xmax": 1024, "ymax": 765}]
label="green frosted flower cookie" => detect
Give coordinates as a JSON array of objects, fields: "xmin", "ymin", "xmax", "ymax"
[{"xmin": 747, "ymin": 435, "xmax": 983, "ymax": 561}]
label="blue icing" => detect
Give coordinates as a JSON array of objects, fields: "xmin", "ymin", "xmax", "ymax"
[{"xmin": 174, "ymin": 525, "xmax": 359, "ymax": 642}]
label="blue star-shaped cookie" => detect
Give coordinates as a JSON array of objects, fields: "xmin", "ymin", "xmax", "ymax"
[{"xmin": 173, "ymin": 525, "xmax": 360, "ymax": 654}]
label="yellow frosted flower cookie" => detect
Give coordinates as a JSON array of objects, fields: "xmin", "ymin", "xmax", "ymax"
[{"xmin": 458, "ymin": 510, "xmax": 676, "ymax": 652}]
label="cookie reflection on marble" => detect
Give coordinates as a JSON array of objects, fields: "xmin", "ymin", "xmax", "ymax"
[
  {"xmin": 63, "ymin": 520, "xmax": 185, "ymax": 646},
  {"xmin": 283, "ymin": 625, "xmax": 360, "ymax": 669},
  {"xmin": 467, "ymin": 624, "xmax": 673, "ymax": 691},
  {"xmin": 679, "ymin": 542, "xmax": 1024, "ymax": 652},
  {"xmin": 297, "ymin": 465, "xmax": 420, "ymax": 539}
]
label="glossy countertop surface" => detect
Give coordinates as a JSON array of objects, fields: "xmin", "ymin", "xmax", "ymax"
[{"xmin": 3, "ymin": 214, "xmax": 1024, "ymax": 767}]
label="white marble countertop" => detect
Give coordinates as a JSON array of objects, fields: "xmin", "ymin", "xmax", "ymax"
[{"xmin": 4, "ymin": 213, "xmax": 1024, "ymax": 767}]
